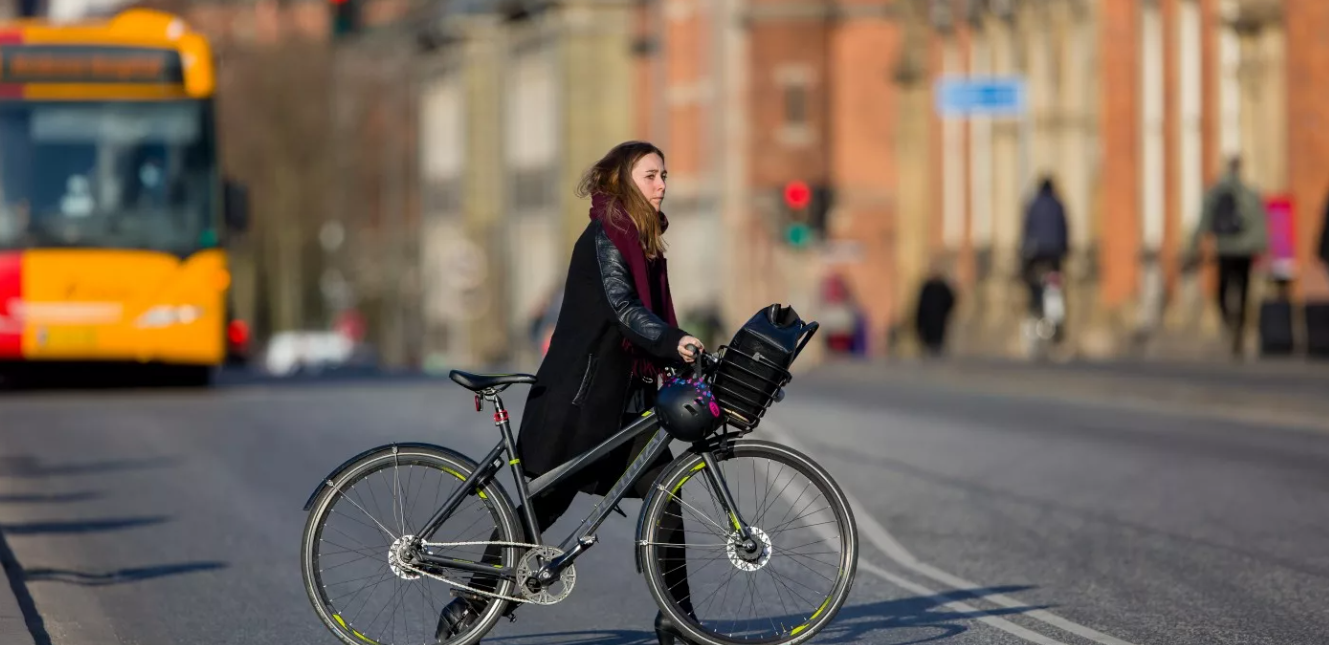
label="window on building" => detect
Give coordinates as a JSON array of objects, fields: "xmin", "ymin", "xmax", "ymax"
[{"xmin": 784, "ymin": 84, "xmax": 808, "ymax": 128}]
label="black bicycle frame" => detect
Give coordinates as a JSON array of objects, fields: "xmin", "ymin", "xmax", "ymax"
[{"xmin": 412, "ymin": 391, "xmax": 737, "ymax": 581}]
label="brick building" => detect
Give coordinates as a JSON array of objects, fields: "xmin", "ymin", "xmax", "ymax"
[
  {"xmin": 634, "ymin": 0, "xmax": 902, "ymax": 357},
  {"xmin": 125, "ymin": 0, "xmax": 1329, "ymax": 365},
  {"xmin": 907, "ymin": 0, "xmax": 1328, "ymax": 359}
]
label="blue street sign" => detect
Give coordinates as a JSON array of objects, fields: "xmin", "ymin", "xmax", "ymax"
[{"xmin": 935, "ymin": 76, "xmax": 1027, "ymax": 118}]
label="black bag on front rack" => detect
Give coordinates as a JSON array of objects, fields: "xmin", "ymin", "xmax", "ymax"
[{"xmin": 713, "ymin": 304, "xmax": 814, "ymax": 429}]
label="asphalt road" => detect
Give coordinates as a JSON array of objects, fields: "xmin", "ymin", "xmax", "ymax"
[{"xmin": 0, "ymin": 362, "xmax": 1326, "ymax": 645}]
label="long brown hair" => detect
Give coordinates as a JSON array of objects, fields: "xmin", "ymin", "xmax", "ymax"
[{"xmin": 575, "ymin": 141, "xmax": 667, "ymax": 260}]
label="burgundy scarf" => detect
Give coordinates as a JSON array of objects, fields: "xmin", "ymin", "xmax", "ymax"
[{"xmin": 589, "ymin": 192, "xmax": 678, "ymax": 378}]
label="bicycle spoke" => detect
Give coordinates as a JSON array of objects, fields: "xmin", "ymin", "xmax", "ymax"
[
  {"xmin": 335, "ymin": 487, "xmax": 398, "ymax": 541},
  {"xmin": 643, "ymin": 449, "xmax": 853, "ymax": 645}
]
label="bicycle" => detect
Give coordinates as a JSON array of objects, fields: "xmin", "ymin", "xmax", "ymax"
[
  {"xmin": 300, "ymin": 324, "xmax": 859, "ymax": 645},
  {"xmin": 1022, "ymin": 261, "xmax": 1066, "ymax": 360}
]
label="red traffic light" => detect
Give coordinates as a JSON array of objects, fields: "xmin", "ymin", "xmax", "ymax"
[{"xmin": 783, "ymin": 180, "xmax": 811, "ymax": 210}]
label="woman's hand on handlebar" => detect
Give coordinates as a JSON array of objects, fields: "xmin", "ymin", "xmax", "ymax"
[{"xmin": 678, "ymin": 336, "xmax": 705, "ymax": 363}]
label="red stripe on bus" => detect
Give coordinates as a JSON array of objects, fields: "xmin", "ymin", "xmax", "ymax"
[{"xmin": 0, "ymin": 252, "xmax": 21, "ymax": 358}]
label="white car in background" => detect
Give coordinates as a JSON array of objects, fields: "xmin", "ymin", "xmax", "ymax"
[{"xmin": 262, "ymin": 331, "xmax": 373, "ymax": 377}]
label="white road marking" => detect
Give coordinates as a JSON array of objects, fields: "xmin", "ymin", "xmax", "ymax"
[
  {"xmin": 764, "ymin": 420, "xmax": 1140, "ymax": 645},
  {"xmin": 860, "ymin": 560, "xmax": 1071, "ymax": 645}
]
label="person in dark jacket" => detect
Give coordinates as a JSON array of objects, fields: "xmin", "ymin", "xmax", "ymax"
[
  {"xmin": 914, "ymin": 264, "xmax": 957, "ymax": 356},
  {"xmin": 436, "ymin": 142, "xmax": 704, "ymax": 644},
  {"xmin": 1319, "ymin": 188, "xmax": 1329, "ymax": 274},
  {"xmin": 1020, "ymin": 176, "xmax": 1070, "ymax": 319}
]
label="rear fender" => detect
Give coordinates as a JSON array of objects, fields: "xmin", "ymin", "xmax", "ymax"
[{"xmin": 302, "ymin": 442, "xmax": 480, "ymax": 512}]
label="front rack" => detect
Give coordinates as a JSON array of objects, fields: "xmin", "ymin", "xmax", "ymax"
[{"xmin": 710, "ymin": 320, "xmax": 819, "ymax": 431}]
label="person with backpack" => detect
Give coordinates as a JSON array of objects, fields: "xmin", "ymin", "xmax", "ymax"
[
  {"xmin": 1187, "ymin": 156, "xmax": 1269, "ymax": 357},
  {"xmin": 1020, "ymin": 176, "xmax": 1071, "ymax": 329}
]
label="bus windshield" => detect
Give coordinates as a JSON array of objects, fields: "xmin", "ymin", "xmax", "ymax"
[{"xmin": 0, "ymin": 100, "xmax": 217, "ymax": 254}]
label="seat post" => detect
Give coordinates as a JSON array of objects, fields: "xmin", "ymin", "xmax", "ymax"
[{"xmin": 486, "ymin": 389, "xmax": 542, "ymax": 545}]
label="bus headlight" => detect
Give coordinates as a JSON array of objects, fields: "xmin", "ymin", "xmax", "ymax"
[{"xmin": 135, "ymin": 305, "xmax": 204, "ymax": 328}]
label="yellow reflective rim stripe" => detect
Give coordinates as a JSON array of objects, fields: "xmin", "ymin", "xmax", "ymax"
[
  {"xmin": 440, "ymin": 466, "xmax": 488, "ymax": 500},
  {"xmin": 333, "ymin": 615, "xmax": 381, "ymax": 644},
  {"xmin": 790, "ymin": 594, "xmax": 835, "ymax": 636},
  {"xmin": 658, "ymin": 462, "xmax": 707, "ymax": 525},
  {"xmin": 670, "ymin": 463, "xmax": 707, "ymax": 495}
]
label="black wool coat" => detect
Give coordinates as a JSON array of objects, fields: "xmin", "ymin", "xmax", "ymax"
[{"xmin": 514, "ymin": 219, "xmax": 688, "ymax": 497}]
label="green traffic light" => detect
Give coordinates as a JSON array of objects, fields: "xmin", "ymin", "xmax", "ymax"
[{"xmin": 785, "ymin": 223, "xmax": 811, "ymax": 247}]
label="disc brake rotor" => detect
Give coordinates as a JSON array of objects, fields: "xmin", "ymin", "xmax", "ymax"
[
  {"xmin": 387, "ymin": 535, "xmax": 421, "ymax": 581},
  {"xmin": 727, "ymin": 526, "xmax": 773, "ymax": 572}
]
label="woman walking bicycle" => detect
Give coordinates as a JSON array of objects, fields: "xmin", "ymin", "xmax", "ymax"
[
  {"xmin": 437, "ymin": 141, "xmax": 704, "ymax": 644},
  {"xmin": 299, "ymin": 141, "xmax": 857, "ymax": 645}
]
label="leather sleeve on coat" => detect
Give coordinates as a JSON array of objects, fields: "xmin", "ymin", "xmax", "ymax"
[{"xmin": 593, "ymin": 225, "xmax": 687, "ymax": 362}]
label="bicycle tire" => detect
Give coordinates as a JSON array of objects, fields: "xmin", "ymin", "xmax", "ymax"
[
  {"xmin": 301, "ymin": 444, "xmax": 522, "ymax": 645},
  {"xmin": 638, "ymin": 439, "xmax": 859, "ymax": 645}
]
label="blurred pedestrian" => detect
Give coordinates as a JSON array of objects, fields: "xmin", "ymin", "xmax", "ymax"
[
  {"xmin": 914, "ymin": 263, "xmax": 956, "ymax": 357},
  {"xmin": 434, "ymin": 141, "xmax": 702, "ymax": 645},
  {"xmin": 820, "ymin": 274, "xmax": 866, "ymax": 356},
  {"xmin": 1187, "ymin": 156, "xmax": 1268, "ymax": 357},
  {"xmin": 1319, "ymin": 184, "xmax": 1329, "ymax": 277},
  {"xmin": 1020, "ymin": 176, "xmax": 1070, "ymax": 324}
]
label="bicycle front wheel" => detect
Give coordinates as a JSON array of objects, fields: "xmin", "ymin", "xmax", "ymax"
[{"xmin": 639, "ymin": 439, "xmax": 858, "ymax": 645}]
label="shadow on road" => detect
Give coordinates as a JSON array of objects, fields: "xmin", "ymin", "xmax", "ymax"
[
  {"xmin": 484, "ymin": 586, "xmax": 1046, "ymax": 645},
  {"xmin": 23, "ymin": 561, "xmax": 228, "ymax": 586},
  {"xmin": 811, "ymin": 585, "xmax": 1048, "ymax": 644},
  {"xmin": 0, "ymin": 454, "xmax": 178, "ymax": 478},
  {"xmin": 0, "ymin": 516, "xmax": 170, "ymax": 535}
]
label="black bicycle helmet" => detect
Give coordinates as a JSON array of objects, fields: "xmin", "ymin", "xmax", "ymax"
[{"xmin": 656, "ymin": 374, "xmax": 724, "ymax": 442}]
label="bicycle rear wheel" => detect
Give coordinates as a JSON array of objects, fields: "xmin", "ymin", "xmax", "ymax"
[
  {"xmin": 639, "ymin": 439, "xmax": 858, "ymax": 645},
  {"xmin": 301, "ymin": 444, "xmax": 521, "ymax": 645}
]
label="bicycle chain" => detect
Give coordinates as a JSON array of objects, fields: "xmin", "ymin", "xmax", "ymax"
[{"xmin": 398, "ymin": 540, "xmax": 558, "ymax": 605}]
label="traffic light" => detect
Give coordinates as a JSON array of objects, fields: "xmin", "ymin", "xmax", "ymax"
[
  {"xmin": 779, "ymin": 181, "xmax": 833, "ymax": 247},
  {"xmin": 331, "ymin": 0, "xmax": 362, "ymax": 39}
]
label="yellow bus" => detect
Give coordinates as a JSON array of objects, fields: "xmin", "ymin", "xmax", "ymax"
[{"xmin": 0, "ymin": 8, "xmax": 247, "ymax": 387}]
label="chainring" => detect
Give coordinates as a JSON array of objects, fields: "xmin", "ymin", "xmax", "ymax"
[{"xmin": 515, "ymin": 546, "xmax": 575, "ymax": 605}]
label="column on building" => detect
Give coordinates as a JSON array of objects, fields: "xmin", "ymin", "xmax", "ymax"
[
  {"xmin": 1139, "ymin": 0, "xmax": 1167, "ymax": 335},
  {"xmin": 1168, "ymin": 0, "xmax": 1212, "ymax": 333},
  {"xmin": 715, "ymin": 0, "xmax": 750, "ymax": 339},
  {"xmin": 416, "ymin": 57, "xmax": 469, "ymax": 369},
  {"xmin": 1286, "ymin": 0, "xmax": 1329, "ymax": 300},
  {"xmin": 1235, "ymin": 3, "xmax": 1286, "ymax": 196},
  {"xmin": 966, "ymin": 7, "xmax": 994, "ymax": 330},
  {"xmin": 504, "ymin": 19, "xmax": 562, "ymax": 369},
  {"xmin": 659, "ymin": 0, "xmax": 723, "ymax": 332},
  {"xmin": 1097, "ymin": 0, "xmax": 1141, "ymax": 347},
  {"xmin": 891, "ymin": 0, "xmax": 935, "ymax": 355},
  {"xmin": 988, "ymin": 4, "xmax": 1021, "ymax": 350},
  {"xmin": 559, "ymin": 1, "xmax": 636, "ymax": 251},
  {"xmin": 1058, "ymin": 0, "xmax": 1098, "ymax": 334},
  {"xmin": 939, "ymin": 16, "xmax": 965, "ymax": 261},
  {"xmin": 822, "ymin": 2, "xmax": 897, "ymax": 358},
  {"xmin": 460, "ymin": 14, "xmax": 509, "ymax": 366}
]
